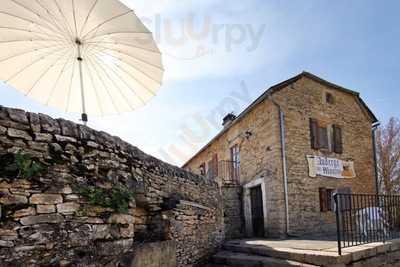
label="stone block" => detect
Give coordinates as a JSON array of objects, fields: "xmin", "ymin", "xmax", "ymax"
[
  {"xmin": 79, "ymin": 125, "xmax": 96, "ymax": 140},
  {"xmin": 64, "ymin": 194, "xmax": 79, "ymax": 201},
  {"xmin": 0, "ymin": 119, "xmax": 30, "ymax": 131},
  {"xmin": 0, "ymin": 240, "xmax": 14, "ymax": 247},
  {"xmin": 58, "ymin": 119, "xmax": 79, "ymax": 138},
  {"xmin": 129, "ymin": 241, "xmax": 177, "ymax": 267},
  {"xmin": 57, "ymin": 202, "xmax": 79, "ymax": 214},
  {"xmin": 34, "ymin": 133, "xmax": 53, "ymax": 142},
  {"xmin": 0, "ymin": 194, "xmax": 28, "ymax": 204},
  {"xmin": 92, "ymin": 224, "xmax": 111, "ymax": 240},
  {"xmin": 55, "ymin": 135, "xmax": 77, "ymax": 143},
  {"xmin": 120, "ymin": 224, "xmax": 135, "ymax": 238},
  {"xmin": 7, "ymin": 128, "xmax": 32, "ymax": 141},
  {"xmin": 0, "ymin": 229, "xmax": 18, "ymax": 241},
  {"xmin": 7, "ymin": 108, "xmax": 28, "ymax": 124},
  {"xmin": 0, "ymin": 125, "xmax": 6, "ymax": 135},
  {"xmin": 30, "ymin": 194, "xmax": 63, "ymax": 205},
  {"xmin": 107, "ymin": 214, "xmax": 134, "ymax": 225},
  {"xmin": 0, "ymin": 106, "xmax": 8, "ymax": 119},
  {"xmin": 28, "ymin": 141, "xmax": 49, "ymax": 152},
  {"xmin": 96, "ymin": 238, "xmax": 133, "ymax": 256},
  {"xmin": 39, "ymin": 113, "xmax": 60, "ymax": 134},
  {"xmin": 20, "ymin": 214, "xmax": 63, "ymax": 225},
  {"xmin": 60, "ymin": 185, "xmax": 72, "ymax": 194},
  {"xmin": 13, "ymin": 207, "xmax": 36, "ymax": 217},
  {"xmin": 28, "ymin": 112, "xmax": 41, "ymax": 132},
  {"xmin": 37, "ymin": 205, "xmax": 56, "ymax": 214}
]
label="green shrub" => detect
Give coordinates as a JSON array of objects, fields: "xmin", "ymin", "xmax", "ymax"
[
  {"xmin": 4, "ymin": 152, "xmax": 44, "ymax": 179},
  {"xmin": 77, "ymin": 186, "xmax": 134, "ymax": 213}
]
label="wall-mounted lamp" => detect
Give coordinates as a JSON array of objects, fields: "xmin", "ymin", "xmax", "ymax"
[{"xmin": 245, "ymin": 131, "xmax": 253, "ymax": 139}]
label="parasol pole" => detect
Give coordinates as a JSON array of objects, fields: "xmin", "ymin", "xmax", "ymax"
[{"xmin": 75, "ymin": 38, "xmax": 88, "ymax": 125}]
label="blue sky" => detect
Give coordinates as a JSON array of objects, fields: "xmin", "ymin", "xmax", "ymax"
[{"xmin": 1, "ymin": 0, "xmax": 399, "ymax": 166}]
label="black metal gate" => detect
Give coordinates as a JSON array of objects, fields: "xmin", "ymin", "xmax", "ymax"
[
  {"xmin": 250, "ymin": 185, "xmax": 265, "ymax": 237},
  {"xmin": 334, "ymin": 193, "xmax": 400, "ymax": 255}
]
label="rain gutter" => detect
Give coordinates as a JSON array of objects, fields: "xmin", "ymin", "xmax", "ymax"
[
  {"xmin": 372, "ymin": 121, "xmax": 381, "ymax": 194},
  {"xmin": 270, "ymin": 96, "xmax": 290, "ymax": 236}
]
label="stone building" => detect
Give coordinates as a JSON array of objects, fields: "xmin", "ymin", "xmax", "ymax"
[{"xmin": 183, "ymin": 72, "xmax": 379, "ymax": 238}]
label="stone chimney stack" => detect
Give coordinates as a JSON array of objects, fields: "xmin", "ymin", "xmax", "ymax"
[{"xmin": 222, "ymin": 113, "xmax": 237, "ymax": 128}]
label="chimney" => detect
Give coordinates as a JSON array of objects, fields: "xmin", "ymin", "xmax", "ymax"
[{"xmin": 222, "ymin": 113, "xmax": 237, "ymax": 128}]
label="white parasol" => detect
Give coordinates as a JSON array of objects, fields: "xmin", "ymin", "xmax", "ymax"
[{"xmin": 0, "ymin": 0, "xmax": 164, "ymax": 123}]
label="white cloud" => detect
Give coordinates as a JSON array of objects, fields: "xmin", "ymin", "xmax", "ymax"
[{"xmin": 120, "ymin": 0, "xmax": 273, "ymax": 82}]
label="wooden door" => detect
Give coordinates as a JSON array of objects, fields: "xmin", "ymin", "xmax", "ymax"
[{"xmin": 250, "ymin": 185, "xmax": 265, "ymax": 237}]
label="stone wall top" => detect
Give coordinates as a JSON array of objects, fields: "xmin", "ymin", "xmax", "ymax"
[{"xmin": 0, "ymin": 105, "xmax": 215, "ymax": 187}]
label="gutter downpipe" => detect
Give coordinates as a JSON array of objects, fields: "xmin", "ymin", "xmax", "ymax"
[
  {"xmin": 271, "ymin": 97, "xmax": 290, "ymax": 236},
  {"xmin": 372, "ymin": 122, "xmax": 381, "ymax": 195}
]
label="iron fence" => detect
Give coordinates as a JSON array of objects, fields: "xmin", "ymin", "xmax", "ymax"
[
  {"xmin": 219, "ymin": 160, "xmax": 240, "ymax": 185},
  {"xmin": 206, "ymin": 160, "xmax": 240, "ymax": 185},
  {"xmin": 334, "ymin": 193, "xmax": 400, "ymax": 255}
]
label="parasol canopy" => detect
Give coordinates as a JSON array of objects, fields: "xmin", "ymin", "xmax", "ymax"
[{"xmin": 0, "ymin": 0, "xmax": 163, "ymax": 123}]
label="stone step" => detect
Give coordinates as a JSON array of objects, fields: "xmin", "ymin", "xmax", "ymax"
[
  {"xmin": 222, "ymin": 242, "xmax": 344, "ymax": 266},
  {"xmin": 211, "ymin": 250, "xmax": 318, "ymax": 267}
]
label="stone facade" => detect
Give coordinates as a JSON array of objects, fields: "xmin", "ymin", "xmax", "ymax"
[
  {"xmin": 184, "ymin": 72, "xmax": 377, "ymax": 237},
  {"xmin": 0, "ymin": 106, "xmax": 224, "ymax": 266}
]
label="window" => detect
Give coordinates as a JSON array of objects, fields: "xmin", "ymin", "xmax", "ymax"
[
  {"xmin": 310, "ymin": 119, "xmax": 343, "ymax": 153},
  {"xmin": 332, "ymin": 124, "xmax": 343, "ymax": 154},
  {"xmin": 230, "ymin": 145, "xmax": 240, "ymax": 181},
  {"xmin": 319, "ymin": 188, "xmax": 334, "ymax": 212},
  {"xmin": 207, "ymin": 154, "xmax": 219, "ymax": 179},
  {"xmin": 230, "ymin": 145, "xmax": 240, "ymax": 166},
  {"xmin": 326, "ymin": 92, "xmax": 335, "ymax": 104},
  {"xmin": 199, "ymin": 163, "xmax": 206, "ymax": 176}
]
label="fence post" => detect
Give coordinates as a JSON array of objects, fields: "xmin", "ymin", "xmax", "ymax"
[{"xmin": 334, "ymin": 193, "xmax": 342, "ymax": 255}]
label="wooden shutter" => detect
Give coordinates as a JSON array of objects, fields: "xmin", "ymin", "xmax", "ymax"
[
  {"xmin": 326, "ymin": 189, "xmax": 334, "ymax": 211},
  {"xmin": 318, "ymin": 127, "xmax": 329, "ymax": 149},
  {"xmin": 319, "ymin": 188, "xmax": 328, "ymax": 212},
  {"xmin": 310, "ymin": 118, "xmax": 319, "ymax": 149},
  {"xmin": 333, "ymin": 125, "xmax": 343, "ymax": 154},
  {"xmin": 199, "ymin": 163, "xmax": 205, "ymax": 176},
  {"xmin": 212, "ymin": 154, "xmax": 218, "ymax": 177}
]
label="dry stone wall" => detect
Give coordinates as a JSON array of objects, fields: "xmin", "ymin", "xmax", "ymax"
[{"xmin": 0, "ymin": 106, "xmax": 224, "ymax": 267}]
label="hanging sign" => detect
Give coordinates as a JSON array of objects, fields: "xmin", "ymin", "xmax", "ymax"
[{"xmin": 307, "ymin": 155, "xmax": 356, "ymax": 179}]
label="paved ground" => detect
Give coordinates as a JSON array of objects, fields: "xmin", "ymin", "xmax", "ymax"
[
  {"xmin": 221, "ymin": 238, "xmax": 400, "ymax": 266},
  {"xmin": 228, "ymin": 238, "xmax": 339, "ymax": 252}
]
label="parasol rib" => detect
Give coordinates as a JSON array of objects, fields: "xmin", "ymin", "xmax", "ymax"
[
  {"xmin": 86, "ymin": 55, "xmax": 120, "ymax": 114},
  {"xmin": 88, "ymin": 47, "xmax": 157, "ymax": 96},
  {"xmin": 81, "ymin": 10, "xmax": 134, "ymax": 40},
  {"xmin": 87, "ymin": 43, "xmax": 164, "ymax": 71},
  {"xmin": 89, "ymin": 46, "xmax": 162, "ymax": 85},
  {"xmin": 71, "ymin": 0, "xmax": 78, "ymax": 38},
  {"xmin": 65, "ymin": 59, "xmax": 77, "ymax": 112},
  {"xmin": 26, "ymin": 47, "xmax": 71, "ymax": 96},
  {"xmin": 0, "ymin": 11, "xmax": 59, "ymax": 37},
  {"xmin": 52, "ymin": 0, "xmax": 75, "ymax": 41},
  {"xmin": 83, "ymin": 58, "xmax": 104, "ymax": 115},
  {"xmin": 6, "ymin": 46, "xmax": 71, "ymax": 82},
  {"xmin": 92, "ymin": 53, "xmax": 146, "ymax": 105},
  {"xmin": 85, "ymin": 40, "xmax": 161, "ymax": 54},
  {"xmin": 10, "ymin": 0, "xmax": 68, "ymax": 41},
  {"xmin": 0, "ymin": 43, "xmax": 68, "ymax": 64},
  {"xmin": 0, "ymin": 26, "xmax": 65, "ymax": 40},
  {"xmin": 89, "ymin": 53, "xmax": 135, "ymax": 110},
  {"xmin": 46, "ymin": 53, "xmax": 74, "ymax": 105},
  {"xmin": 34, "ymin": 0, "xmax": 73, "ymax": 41},
  {"xmin": 95, "ymin": 52, "xmax": 157, "ymax": 97},
  {"xmin": 83, "ymin": 31, "xmax": 152, "ymax": 42},
  {"xmin": 78, "ymin": 0, "xmax": 99, "ymax": 38}
]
